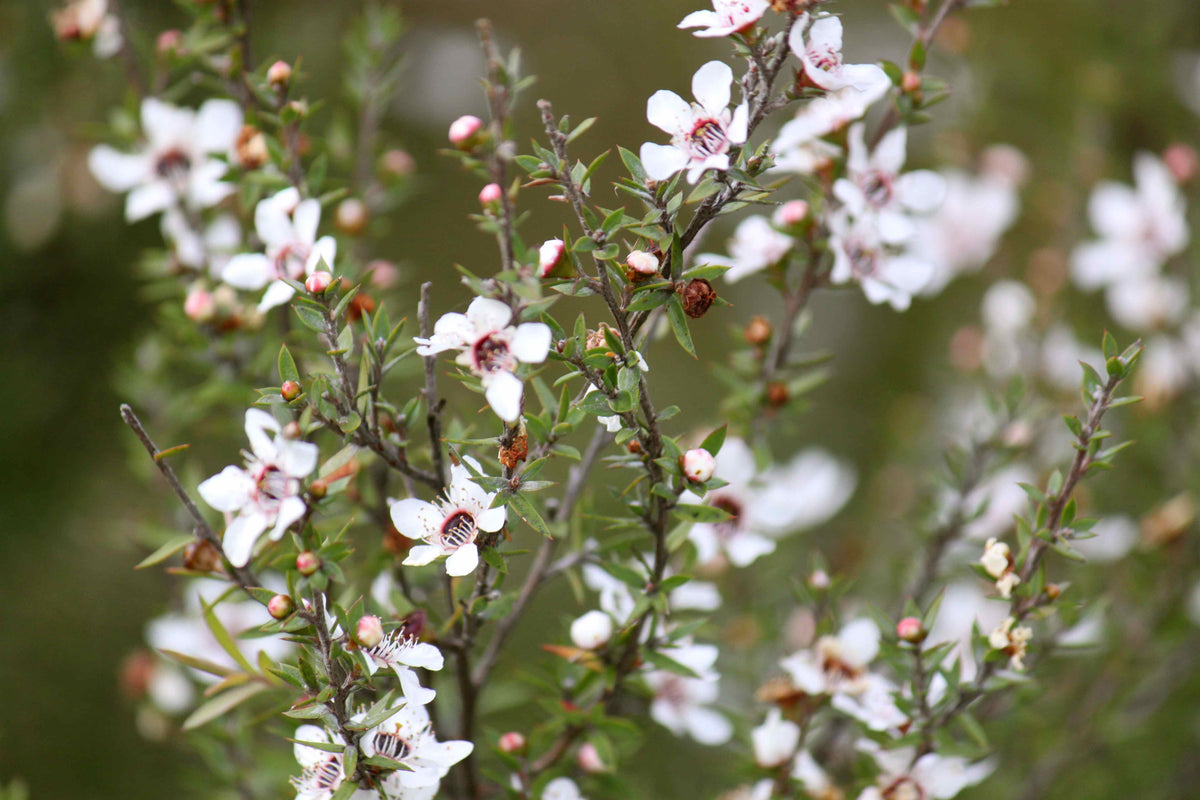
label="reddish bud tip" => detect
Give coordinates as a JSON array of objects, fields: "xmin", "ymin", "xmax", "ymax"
[
  {"xmin": 448, "ymin": 115, "xmax": 484, "ymax": 148},
  {"xmin": 267, "ymin": 60, "xmax": 293, "ymax": 88},
  {"xmin": 538, "ymin": 239, "xmax": 566, "ymax": 278},
  {"xmin": 281, "ymin": 380, "xmax": 303, "ymax": 402},
  {"xmin": 296, "ymin": 551, "xmax": 321, "ymax": 576},
  {"xmin": 498, "ymin": 731, "xmax": 527, "ymax": 754},
  {"xmin": 743, "ymin": 315, "xmax": 773, "ymax": 346},
  {"xmin": 268, "ymin": 594, "xmax": 295, "ymax": 620},
  {"xmin": 478, "ymin": 182, "xmax": 502, "ymax": 205},
  {"xmin": 305, "ymin": 271, "xmax": 333, "ymax": 294},
  {"xmin": 626, "ymin": 250, "xmax": 659, "ymax": 278},
  {"xmin": 897, "ymin": 616, "xmax": 924, "ymax": 642},
  {"xmin": 901, "ymin": 71, "xmax": 922, "ymax": 94},
  {"xmin": 577, "ymin": 742, "xmax": 606, "ymax": 773},
  {"xmin": 773, "ymin": 199, "xmax": 810, "ymax": 228},
  {"xmin": 184, "ymin": 287, "xmax": 216, "ymax": 322}
]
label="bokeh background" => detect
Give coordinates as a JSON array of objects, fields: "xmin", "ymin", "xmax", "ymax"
[{"xmin": 3, "ymin": 0, "xmax": 1200, "ymax": 797}]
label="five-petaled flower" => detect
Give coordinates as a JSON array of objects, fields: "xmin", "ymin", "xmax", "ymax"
[
  {"xmin": 678, "ymin": 0, "xmax": 770, "ymax": 38},
  {"xmin": 362, "ymin": 627, "xmax": 445, "ymax": 705},
  {"xmin": 89, "ymin": 97, "xmax": 243, "ymax": 222},
  {"xmin": 856, "ymin": 740, "xmax": 995, "ymax": 800},
  {"xmin": 198, "ymin": 409, "xmax": 318, "ymax": 567},
  {"xmin": 223, "ymin": 187, "xmax": 338, "ymax": 312},
  {"xmin": 415, "ymin": 297, "xmax": 552, "ymax": 422},
  {"xmin": 640, "ymin": 60, "xmax": 749, "ymax": 183},
  {"xmin": 357, "ymin": 701, "xmax": 474, "ymax": 791},
  {"xmin": 827, "ymin": 209, "xmax": 934, "ymax": 310},
  {"xmin": 790, "ymin": 14, "xmax": 888, "ymax": 92},
  {"xmin": 644, "ymin": 641, "xmax": 733, "ymax": 745},
  {"xmin": 390, "ymin": 458, "xmax": 506, "ymax": 577}
]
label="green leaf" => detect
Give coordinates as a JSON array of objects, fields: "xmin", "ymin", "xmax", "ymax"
[
  {"xmin": 279, "ymin": 344, "xmax": 300, "ymax": 384},
  {"xmin": 294, "ymin": 305, "xmax": 327, "ymax": 332},
  {"xmin": 156, "ymin": 648, "xmax": 236, "ymax": 679},
  {"xmin": 699, "ymin": 424, "xmax": 727, "ymax": 457},
  {"xmin": 506, "ymin": 491, "xmax": 553, "ymax": 538},
  {"xmin": 673, "ymin": 504, "xmax": 731, "ymax": 523},
  {"xmin": 666, "ymin": 294, "xmax": 696, "ymax": 358},
  {"xmin": 200, "ymin": 597, "xmax": 257, "ymax": 674},
  {"xmin": 135, "ymin": 535, "xmax": 195, "ymax": 569},
  {"xmin": 618, "ymin": 146, "xmax": 647, "ymax": 183},
  {"xmin": 182, "ymin": 682, "xmax": 268, "ymax": 730}
]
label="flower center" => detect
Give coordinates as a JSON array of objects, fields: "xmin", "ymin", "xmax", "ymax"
[
  {"xmin": 440, "ymin": 511, "xmax": 477, "ymax": 549},
  {"xmin": 845, "ymin": 241, "xmax": 880, "ymax": 279},
  {"xmin": 472, "ymin": 334, "xmax": 513, "ymax": 374},
  {"xmin": 657, "ymin": 675, "xmax": 690, "ymax": 708},
  {"xmin": 817, "ymin": 636, "xmax": 865, "ymax": 687},
  {"xmin": 861, "ymin": 171, "xmax": 895, "ymax": 207},
  {"xmin": 809, "ymin": 44, "xmax": 842, "ymax": 73},
  {"xmin": 155, "ymin": 148, "xmax": 192, "ymax": 184},
  {"xmin": 688, "ymin": 119, "xmax": 729, "ymax": 159},
  {"xmin": 254, "ymin": 464, "xmax": 292, "ymax": 504},
  {"xmin": 370, "ymin": 730, "xmax": 412, "ymax": 762},
  {"xmin": 273, "ymin": 243, "xmax": 311, "ymax": 280},
  {"xmin": 311, "ymin": 756, "xmax": 342, "ymax": 791},
  {"xmin": 711, "ymin": 494, "xmax": 744, "ymax": 542}
]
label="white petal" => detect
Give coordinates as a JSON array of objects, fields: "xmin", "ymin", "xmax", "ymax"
[
  {"xmin": 306, "ymin": 236, "xmax": 336, "ymax": 274},
  {"xmin": 141, "ymin": 98, "xmax": 193, "ymax": 149},
  {"xmin": 293, "ymin": 725, "xmax": 332, "ymax": 767},
  {"xmin": 398, "ymin": 642, "xmax": 444, "ymax": 670},
  {"xmin": 873, "ymin": 126, "xmax": 908, "ymax": 175},
  {"xmin": 485, "ymin": 370, "xmax": 524, "ymax": 422},
  {"xmin": 195, "ymin": 99, "xmax": 243, "ymax": 153},
  {"xmin": 808, "ymin": 16, "xmax": 844, "ymax": 58},
  {"xmin": 396, "ymin": 667, "xmax": 437, "ymax": 705},
  {"xmin": 692, "ymin": 60, "xmax": 733, "ymax": 116},
  {"xmin": 244, "ymin": 408, "xmax": 281, "ymax": 457},
  {"xmin": 223, "ymin": 512, "xmax": 269, "ymax": 567},
  {"xmin": 255, "ymin": 195, "xmax": 295, "ymax": 248},
  {"xmin": 510, "ymin": 322, "xmax": 552, "ymax": 363},
  {"xmin": 895, "ymin": 170, "xmax": 947, "ymax": 213},
  {"xmin": 270, "ymin": 496, "xmax": 306, "ymax": 541},
  {"xmin": 221, "ymin": 253, "xmax": 275, "ymax": 290},
  {"xmin": 403, "ymin": 544, "xmax": 443, "ymax": 567},
  {"xmin": 389, "ymin": 498, "xmax": 442, "ymax": 539},
  {"xmin": 466, "ymin": 296, "xmax": 513, "ymax": 333},
  {"xmin": 277, "ymin": 438, "xmax": 319, "ymax": 478},
  {"xmin": 685, "ymin": 705, "xmax": 733, "ymax": 745},
  {"xmin": 640, "ymin": 142, "xmax": 689, "ymax": 181},
  {"xmin": 1087, "ymin": 182, "xmax": 1141, "ymax": 241},
  {"xmin": 293, "ymin": 199, "xmax": 321, "ymax": 246},
  {"xmin": 678, "ymin": 10, "xmax": 720, "ymax": 30},
  {"xmin": 258, "ymin": 280, "xmax": 296, "ymax": 312},
  {"xmin": 125, "ymin": 180, "xmax": 175, "ymax": 222},
  {"xmin": 728, "ymin": 102, "xmax": 748, "ymax": 144},
  {"xmin": 186, "ymin": 160, "xmax": 233, "ymax": 209},
  {"xmin": 445, "ymin": 543, "xmax": 479, "ymax": 576},
  {"xmin": 198, "ymin": 466, "xmax": 254, "ymax": 512},
  {"xmin": 476, "ymin": 505, "xmax": 507, "ymax": 532},
  {"xmin": 646, "ymin": 90, "xmax": 693, "ymax": 135},
  {"xmin": 88, "ymin": 145, "xmax": 150, "ymax": 191},
  {"xmin": 838, "ymin": 618, "xmax": 880, "ymax": 666}
]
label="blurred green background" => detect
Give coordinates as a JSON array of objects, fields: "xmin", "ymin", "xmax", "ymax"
[{"xmin": 2, "ymin": 0, "xmax": 1200, "ymax": 797}]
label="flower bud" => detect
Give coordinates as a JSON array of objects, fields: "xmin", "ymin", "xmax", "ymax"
[
  {"xmin": 577, "ymin": 742, "xmax": 606, "ymax": 773},
  {"xmin": 980, "ymin": 538, "xmax": 1011, "ymax": 579},
  {"xmin": 356, "ymin": 615, "xmax": 384, "ymax": 649},
  {"xmin": 380, "ymin": 149, "xmax": 415, "ymax": 179},
  {"xmin": 809, "ymin": 569, "xmax": 831, "ymax": 590},
  {"xmin": 498, "ymin": 731, "xmax": 527, "ymax": 754},
  {"xmin": 183, "ymin": 287, "xmax": 215, "ymax": 322},
  {"xmin": 235, "ymin": 125, "xmax": 268, "ymax": 170},
  {"xmin": 183, "ymin": 539, "xmax": 223, "ymax": 573},
  {"xmin": 901, "ymin": 71, "xmax": 922, "ymax": 94},
  {"xmin": 772, "ymin": 200, "xmax": 809, "ymax": 228},
  {"xmin": 334, "ymin": 198, "xmax": 368, "ymax": 236},
  {"xmin": 448, "ymin": 115, "xmax": 484, "ymax": 149},
  {"xmin": 766, "ymin": 381, "xmax": 789, "ymax": 408},
  {"xmin": 156, "ymin": 30, "xmax": 183, "ymax": 58},
  {"xmin": 626, "ymin": 250, "xmax": 659, "ymax": 279},
  {"xmin": 308, "ymin": 479, "xmax": 328, "ymax": 499},
  {"xmin": 281, "ymin": 380, "xmax": 303, "ymax": 402},
  {"xmin": 267, "ymin": 60, "xmax": 293, "ymax": 88},
  {"xmin": 538, "ymin": 238, "xmax": 566, "ymax": 278},
  {"xmin": 569, "ymin": 610, "xmax": 613, "ymax": 650},
  {"xmin": 1044, "ymin": 583, "xmax": 1062, "ymax": 600},
  {"xmin": 680, "ymin": 448, "xmax": 715, "ymax": 482},
  {"xmin": 478, "ymin": 182, "xmax": 502, "ymax": 206},
  {"xmin": 268, "ymin": 594, "xmax": 295, "ymax": 620},
  {"xmin": 283, "ymin": 421, "xmax": 302, "ymax": 440},
  {"xmin": 296, "ymin": 551, "xmax": 321, "ymax": 576},
  {"xmin": 367, "ymin": 259, "xmax": 399, "ymax": 289},
  {"xmin": 305, "ymin": 271, "xmax": 333, "ymax": 294},
  {"xmin": 1164, "ymin": 143, "xmax": 1199, "ymax": 184},
  {"xmin": 679, "ymin": 278, "xmax": 717, "ymax": 318},
  {"xmin": 743, "ymin": 315, "xmax": 772, "ymax": 346},
  {"xmin": 896, "ymin": 616, "xmax": 923, "ymax": 642}
]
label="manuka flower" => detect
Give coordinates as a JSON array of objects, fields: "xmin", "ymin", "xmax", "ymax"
[
  {"xmin": 52, "ymin": 0, "xmax": 122, "ymax": 58},
  {"xmin": 857, "ymin": 740, "xmax": 995, "ymax": 800},
  {"xmin": 198, "ymin": 409, "xmax": 318, "ymax": 567},
  {"xmin": 678, "ymin": 0, "xmax": 769, "ymax": 38},
  {"xmin": 751, "ymin": 708, "xmax": 800, "ymax": 767},
  {"xmin": 88, "ymin": 97, "xmax": 242, "ymax": 222},
  {"xmin": 223, "ymin": 187, "xmax": 338, "ymax": 312},
  {"xmin": 770, "ymin": 74, "xmax": 890, "ymax": 174},
  {"xmin": 698, "ymin": 215, "xmax": 795, "ymax": 283},
  {"xmin": 357, "ymin": 701, "xmax": 474, "ymax": 791},
  {"xmin": 639, "ymin": 61, "xmax": 748, "ymax": 183},
  {"xmin": 790, "ymin": 14, "xmax": 888, "ymax": 92},
  {"xmin": 644, "ymin": 641, "xmax": 732, "ymax": 745},
  {"xmin": 362, "ymin": 628, "xmax": 445, "ymax": 705},
  {"xmin": 780, "ymin": 617, "xmax": 880, "ymax": 698},
  {"xmin": 827, "ymin": 209, "xmax": 933, "ymax": 311},
  {"xmin": 390, "ymin": 458, "xmax": 506, "ymax": 577},
  {"xmin": 415, "ymin": 297, "xmax": 551, "ymax": 423}
]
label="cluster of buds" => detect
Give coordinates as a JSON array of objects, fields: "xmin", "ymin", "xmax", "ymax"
[
  {"xmin": 987, "ymin": 616, "xmax": 1032, "ymax": 670},
  {"xmin": 980, "ymin": 537, "xmax": 1021, "ymax": 598}
]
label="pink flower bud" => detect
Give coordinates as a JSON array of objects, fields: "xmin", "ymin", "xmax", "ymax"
[
  {"xmin": 497, "ymin": 731, "xmax": 526, "ymax": 754},
  {"xmin": 183, "ymin": 287, "xmax": 215, "ymax": 322},
  {"xmin": 268, "ymin": 594, "xmax": 295, "ymax": 620},
  {"xmin": 267, "ymin": 60, "xmax": 293, "ymax": 88},
  {"xmin": 538, "ymin": 239, "xmax": 566, "ymax": 277},
  {"xmin": 449, "ymin": 115, "xmax": 484, "ymax": 149},
  {"xmin": 367, "ymin": 259, "xmax": 399, "ymax": 289},
  {"xmin": 569, "ymin": 610, "xmax": 613, "ymax": 650},
  {"xmin": 809, "ymin": 569, "xmax": 831, "ymax": 590},
  {"xmin": 1164, "ymin": 143, "xmax": 1199, "ymax": 184},
  {"xmin": 156, "ymin": 30, "xmax": 183, "ymax": 58},
  {"xmin": 380, "ymin": 149, "xmax": 415, "ymax": 178},
  {"xmin": 281, "ymin": 380, "xmax": 302, "ymax": 402},
  {"xmin": 478, "ymin": 182, "xmax": 502, "ymax": 205},
  {"xmin": 356, "ymin": 615, "xmax": 384, "ymax": 649},
  {"xmin": 626, "ymin": 250, "xmax": 659, "ymax": 277},
  {"xmin": 305, "ymin": 271, "xmax": 333, "ymax": 294},
  {"xmin": 896, "ymin": 616, "xmax": 923, "ymax": 642},
  {"xmin": 773, "ymin": 200, "xmax": 810, "ymax": 228},
  {"xmin": 296, "ymin": 551, "xmax": 321, "ymax": 576},
  {"xmin": 680, "ymin": 448, "xmax": 715, "ymax": 482},
  {"xmin": 577, "ymin": 742, "xmax": 606, "ymax": 773},
  {"xmin": 334, "ymin": 198, "xmax": 368, "ymax": 235}
]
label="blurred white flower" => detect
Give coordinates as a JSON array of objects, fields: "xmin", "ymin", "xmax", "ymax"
[
  {"xmin": 644, "ymin": 641, "xmax": 732, "ymax": 745},
  {"xmin": 781, "ymin": 617, "xmax": 880, "ymax": 697},
  {"xmin": 698, "ymin": 215, "xmax": 794, "ymax": 283},
  {"xmin": 857, "ymin": 740, "xmax": 994, "ymax": 800},
  {"xmin": 1104, "ymin": 274, "xmax": 1189, "ymax": 333},
  {"xmin": 770, "ymin": 73, "xmax": 890, "ymax": 175},
  {"xmin": 570, "ymin": 610, "xmax": 614, "ymax": 650},
  {"xmin": 791, "ymin": 14, "xmax": 888, "ymax": 92},
  {"xmin": 827, "ymin": 209, "xmax": 933, "ymax": 311},
  {"xmin": 751, "ymin": 708, "xmax": 800, "ymax": 767}
]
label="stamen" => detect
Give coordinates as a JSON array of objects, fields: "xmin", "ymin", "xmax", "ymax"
[
  {"xmin": 688, "ymin": 119, "xmax": 728, "ymax": 159},
  {"xmin": 441, "ymin": 511, "xmax": 477, "ymax": 549},
  {"xmin": 472, "ymin": 334, "xmax": 512, "ymax": 374},
  {"xmin": 711, "ymin": 494, "xmax": 744, "ymax": 542},
  {"xmin": 371, "ymin": 730, "xmax": 412, "ymax": 761}
]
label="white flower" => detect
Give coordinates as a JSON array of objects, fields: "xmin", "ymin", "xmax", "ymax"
[
  {"xmin": 358, "ymin": 701, "xmax": 474, "ymax": 790},
  {"xmin": 415, "ymin": 297, "xmax": 552, "ymax": 423},
  {"xmin": 857, "ymin": 741, "xmax": 995, "ymax": 800},
  {"xmin": 644, "ymin": 641, "xmax": 732, "ymax": 745},
  {"xmin": 543, "ymin": 777, "xmax": 586, "ymax": 800},
  {"xmin": 770, "ymin": 67, "xmax": 890, "ymax": 175},
  {"xmin": 391, "ymin": 458, "xmax": 506, "ymax": 577},
  {"xmin": 197, "ymin": 409, "xmax": 318, "ymax": 567},
  {"xmin": 834, "ymin": 124, "xmax": 946, "ymax": 246},
  {"xmin": 751, "ymin": 708, "xmax": 800, "ymax": 767},
  {"xmin": 292, "ymin": 725, "xmax": 352, "ymax": 800},
  {"xmin": 222, "ymin": 187, "xmax": 338, "ymax": 312},
  {"xmin": 362, "ymin": 629, "xmax": 445, "ymax": 705},
  {"xmin": 790, "ymin": 14, "xmax": 888, "ymax": 92},
  {"xmin": 687, "ymin": 439, "xmax": 855, "ymax": 567},
  {"xmin": 792, "ymin": 751, "xmax": 834, "ymax": 797},
  {"xmin": 88, "ymin": 97, "xmax": 242, "ymax": 222},
  {"xmin": 1105, "ymin": 274, "xmax": 1189, "ymax": 333},
  {"xmin": 1040, "ymin": 326, "xmax": 1105, "ymax": 393},
  {"xmin": 162, "ymin": 210, "xmax": 241, "ymax": 278},
  {"xmin": 582, "ymin": 560, "xmax": 720, "ymax": 624},
  {"xmin": 1070, "ymin": 152, "xmax": 1188, "ymax": 290},
  {"xmin": 570, "ymin": 610, "xmax": 614, "ymax": 650},
  {"xmin": 925, "ymin": 582, "xmax": 1008, "ymax": 682},
  {"xmin": 52, "ymin": 0, "xmax": 122, "ymax": 58},
  {"xmin": 979, "ymin": 538, "xmax": 1011, "ymax": 579},
  {"xmin": 830, "ymin": 673, "xmax": 908, "ymax": 733},
  {"xmin": 987, "ymin": 616, "xmax": 1032, "ymax": 670},
  {"xmin": 1073, "ymin": 515, "xmax": 1137, "ymax": 562},
  {"xmin": 827, "ymin": 209, "xmax": 933, "ymax": 311},
  {"xmin": 781, "ymin": 617, "xmax": 879, "ymax": 697},
  {"xmin": 640, "ymin": 61, "xmax": 749, "ymax": 183},
  {"xmin": 678, "ymin": 0, "xmax": 769, "ymax": 38},
  {"xmin": 698, "ymin": 216, "xmax": 794, "ymax": 283}
]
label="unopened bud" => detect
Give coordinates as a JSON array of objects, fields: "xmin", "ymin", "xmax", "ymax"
[
  {"xmin": 498, "ymin": 731, "xmax": 527, "ymax": 754},
  {"xmin": 156, "ymin": 30, "xmax": 183, "ymax": 58},
  {"xmin": 569, "ymin": 610, "xmax": 613, "ymax": 650},
  {"xmin": 308, "ymin": 479, "xmax": 328, "ymax": 499},
  {"xmin": 743, "ymin": 315, "xmax": 772, "ymax": 346},
  {"xmin": 679, "ymin": 278, "xmax": 717, "ymax": 318},
  {"xmin": 356, "ymin": 615, "xmax": 384, "ymax": 649},
  {"xmin": 478, "ymin": 182, "xmax": 502, "ymax": 206},
  {"xmin": 183, "ymin": 539, "xmax": 223, "ymax": 573},
  {"xmin": 380, "ymin": 149, "xmax": 415, "ymax": 179},
  {"xmin": 367, "ymin": 260, "xmax": 399, "ymax": 289},
  {"xmin": 809, "ymin": 569, "xmax": 831, "ymax": 590},
  {"xmin": 267, "ymin": 60, "xmax": 292, "ymax": 88},
  {"xmin": 235, "ymin": 125, "xmax": 268, "ymax": 170},
  {"xmin": 680, "ymin": 448, "xmax": 715, "ymax": 483},
  {"xmin": 772, "ymin": 200, "xmax": 809, "ymax": 228},
  {"xmin": 305, "ymin": 271, "xmax": 333, "ymax": 294},
  {"xmin": 766, "ymin": 381, "xmax": 789, "ymax": 408},
  {"xmin": 281, "ymin": 380, "xmax": 303, "ymax": 401},
  {"xmin": 448, "ymin": 115, "xmax": 484, "ymax": 149},
  {"xmin": 294, "ymin": 551, "xmax": 321, "ymax": 576},
  {"xmin": 901, "ymin": 71, "xmax": 922, "ymax": 94},
  {"xmin": 283, "ymin": 421, "xmax": 302, "ymax": 439},
  {"xmin": 268, "ymin": 594, "xmax": 295, "ymax": 620},
  {"xmin": 538, "ymin": 238, "xmax": 566, "ymax": 278},
  {"xmin": 184, "ymin": 287, "xmax": 215, "ymax": 322},
  {"xmin": 1164, "ymin": 143, "xmax": 1199, "ymax": 184},
  {"xmin": 626, "ymin": 250, "xmax": 659, "ymax": 279},
  {"xmin": 1044, "ymin": 583, "xmax": 1062, "ymax": 600},
  {"xmin": 626, "ymin": 439, "xmax": 642, "ymax": 454},
  {"xmin": 577, "ymin": 742, "xmax": 606, "ymax": 773},
  {"xmin": 896, "ymin": 616, "xmax": 924, "ymax": 642},
  {"xmin": 334, "ymin": 198, "xmax": 368, "ymax": 236}
]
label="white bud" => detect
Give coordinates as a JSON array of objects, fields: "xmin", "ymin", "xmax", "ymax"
[
  {"xmin": 980, "ymin": 538, "xmax": 1011, "ymax": 579},
  {"xmin": 626, "ymin": 250, "xmax": 658, "ymax": 276},
  {"xmin": 538, "ymin": 239, "xmax": 566, "ymax": 277},
  {"xmin": 569, "ymin": 610, "xmax": 613, "ymax": 650},
  {"xmin": 680, "ymin": 448, "xmax": 715, "ymax": 482}
]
